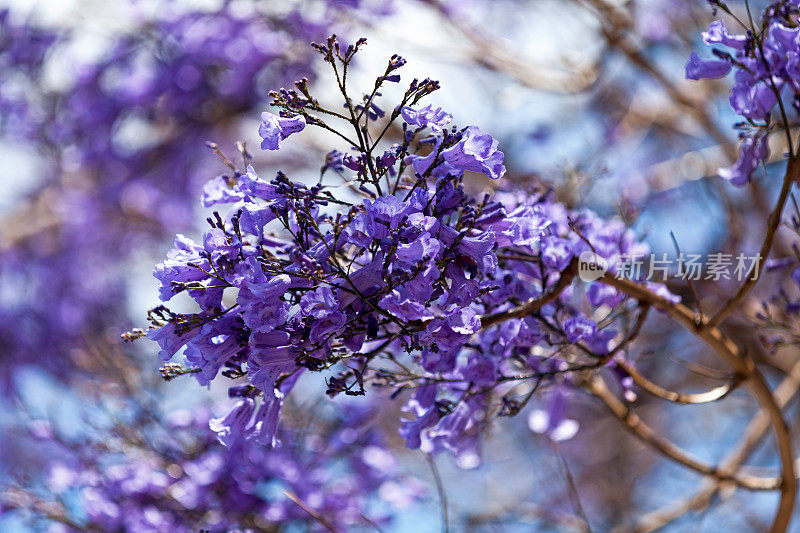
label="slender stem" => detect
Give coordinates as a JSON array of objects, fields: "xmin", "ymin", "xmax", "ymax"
[
  {"xmin": 284, "ymin": 490, "xmax": 340, "ymax": 532},
  {"xmin": 630, "ymin": 359, "xmax": 800, "ymax": 533},
  {"xmin": 709, "ymin": 157, "xmax": 800, "ymax": 327},
  {"xmin": 614, "ymin": 356, "xmax": 742, "ymax": 404},
  {"xmin": 598, "ymin": 274, "xmax": 797, "ymax": 532},
  {"xmin": 585, "ymin": 375, "xmax": 778, "ymax": 490},
  {"xmin": 427, "ymin": 454, "xmax": 450, "ymax": 533}
]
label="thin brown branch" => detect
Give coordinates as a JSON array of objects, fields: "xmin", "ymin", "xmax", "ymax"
[
  {"xmin": 628, "ymin": 358, "xmax": 800, "ymax": 533},
  {"xmin": 481, "ymin": 267, "xmax": 576, "ymax": 329},
  {"xmin": 584, "ymin": 375, "xmax": 777, "ymax": 490},
  {"xmin": 614, "ymin": 356, "xmax": 742, "ymax": 405},
  {"xmin": 598, "ymin": 274, "xmax": 797, "ymax": 532},
  {"xmin": 284, "ymin": 490, "xmax": 340, "ymax": 533},
  {"xmin": 427, "ymin": 453, "xmax": 450, "ymax": 533},
  {"xmin": 709, "ymin": 157, "xmax": 800, "ymax": 327}
]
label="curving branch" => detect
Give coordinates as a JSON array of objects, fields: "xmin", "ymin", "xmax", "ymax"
[
  {"xmin": 598, "ymin": 274, "xmax": 797, "ymax": 532},
  {"xmin": 481, "ymin": 268, "xmax": 576, "ymax": 329},
  {"xmin": 613, "ymin": 355, "xmax": 742, "ymax": 405},
  {"xmin": 584, "ymin": 375, "xmax": 779, "ymax": 491},
  {"xmin": 709, "ymin": 157, "xmax": 800, "ymax": 327},
  {"xmin": 627, "ymin": 358, "xmax": 800, "ymax": 533}
]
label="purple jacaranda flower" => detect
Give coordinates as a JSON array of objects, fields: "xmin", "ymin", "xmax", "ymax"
[
  {"xmin": 446, "ymin": 306, "xmax": 482, "ymax": 336},
  {"xmin": 455, "ymin": 231, "xmax": 496, "ymax": 273},
  {"xmin": 405, "ymin": 212, "xmax": 440, "ymax": 235},
  {"xmin": 344, "ymin": 213, "xmax": 374, "ymax": 248},
  {"xmin": 587, "ymin": 283, "xmax": 624, "ymax": 308},
  {"xmin": 237, "ymin": 202, "xmax": 277, "ymax": 238},
  {"xmin": 460, "ymin": 353, "xmax": 497, "ymax": 386},
  {"xmin": 323, "ymin": 150, "xmax": 345, "ymax": 172},
  {"xmin": 584, "ymin": 328, "xmax": 617, "ymax": 355},
  {"xmin": 337, "ymin": 253, "xmax": 386, "ymax": 308},
  {"xmin": 403, "ymin": 263, "xmax": 440, "ymax": 302},
  {"xmin": 420, "ymin": 307, "xmax": 482, "ymax": 371},
  {"xmin": 441, "ymin": 126, "xmax": 506, "ymax": 179},
  {"xmin": 767, "ymin": 22, "xmax": 799, "ymax": 53},
  {"xmin": 685, "ymin": 52, "xmax": 731, "ymax": 80},
  {"xmin": 427, "ymin": 398, "xmax": 483, "ymax": 466},
  {"xmin": 300, "ymin": 287, "xmax": 346, "ymax": 343},
  {"xmin": 237, "ymin": 274, "xmax": 290, "ymax": 334},
  {"xmin": 209, "ymin": 398, "xmax": 257, "ymax": 447},
  {"xmin": 400, "ymin": 406, "xmax": 442, "ymax": 450},
  {"xmin": 258, "ymin": 112, "xmax": 306, "ymax": 150},
  {"xmin": 702, "ymin": 20, "xmax": 747, "ymax": 50},
  {"xmin": 395, "ymin": 232, "xmax": 441, "ymax": 268},
  {"xmin": 147, "ymin": 322, "xmax": 201, "ymax": 362},
  {"xmin": 401, "ymin": 104, "xmax": 453, "ymax": 131},
  {"xmin": 728, "ymin": 71, "xmax": 777, "ymax": 120},
  {"xmin": 154, "ymin": 235, "xmax": 209, "ymax": 301},
  {"xmin": 564, "ymin": 314, "xmax": 597, "ymax": 343},
  {"xmin": 248, "ymin": 392, "xmax": 284, "ymax": 447},
  {"xmin": 488, "ymin": 203, "xmax": 550, "ymax": 248},
  {"xmin": 343, "ymin": 152, "xmax": 366, "ymax": 172},
  {"xmin": 528, "ymin": 388, "xmax": 579, "ymax": 442},
  {"xmin": 184, "ymin": 315, "xmax": 244, "ymax": 385},
  {"xmin": 400, "ymin": 385, "xmax": 441, "ymax": 449},
  {"xmin": 404, "ymin": 135, "xmax": 443, "ymax": 176},
  {"xmin": 201, "ymin": 175, "xmax": 242, "ymax": 207},
  {"xmin": 364, "ymin": 195, "xmax": 409, "ymax": 239},
  {"xmin": 203, "ymin": 227, "xmax": 240, "ymax": 262},
  {"xmin": 719, "ymin": 133, "xmax": 770, "ymax": 185},
  {"xmin": 135, "ymin": 39, "xmax": 671, "ymax": 473},
  {"xmin": 377, "ymin": 144, "xmax": 401, "ymax": 169},
  {"xmin": 247, "ymin": 330, "xmax": 295, "ymax": 392},
  {"xmin": 541, "ymin": 235, "xmax": 573, "ymax": 271},
  {"xmin": 235, "ymin": 165, "xmax": 280, "ymax": 200},
  {"xmin": 379, "ymin": 290, "xmax": 434, "ymax": 321}
]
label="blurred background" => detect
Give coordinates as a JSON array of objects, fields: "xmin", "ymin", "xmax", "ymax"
[{"xmin": 1, "ymin": 0, "xmax": 799, "ymax": 531}]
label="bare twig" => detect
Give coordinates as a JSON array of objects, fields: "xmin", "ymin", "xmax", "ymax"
[
  {"xmin": 284, "ymin": 490, "xmax": 340, "ymax": 533},
  {"xmin": 427, "ymin": 453, "xmax": 450, "ymax": 533},
  {"xmin": 709, "ymin": 157, "xmax": 800, "ymax": 327},
  {"xmin": 614, "ymin": 356, "xmax": 742, "ymax": 405},
  {"xmin": 628, "ymin": 358, "xmax": 800, "ymax": 533},
  {"xmin": 598, "ymin": 274, "xmax": 797, "ymax": 532}
]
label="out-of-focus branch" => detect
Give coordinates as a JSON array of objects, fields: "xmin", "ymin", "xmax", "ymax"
[
  {"xmin": 284, "ymin": 490, "xmax": 340, "ymax": 533},
  {"xmin": 626, "ymin": 357, "xmax": 800, "ymax": 533},
  {"xmin": 1, "ymin": 487, "xmax": 100, "ymax": 532},
  {"xmin": 0, "ymin": 187, "xmax": 62, "ymax": 252},
  {"xmin": 598, "ymin": 274, "xmax": 797, "ymax": 532},
  {"xmin": 466, "ymin": 500, "xmax": 591, "ymax": 532},
  {"xmin": 426, "ymin": 0, "xmax": 600, "ymax": 94},
  {"xmin": 576, "ymin": 0, "xmax": 735, "ymax": 159},
  {"xmin": 614, "ymin": 356, "xmax": 741, "ymax": 404},
  {"xmin": 584, "ymin": 375, "xmax": 777, "ymax": 490},
  {"xmin": 709, "ymin": 157, "xmax": 800, "ymax": 327}
]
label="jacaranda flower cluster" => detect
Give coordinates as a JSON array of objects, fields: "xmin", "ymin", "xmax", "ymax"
[{"xmin": 145, "ymin": 35, "xmax": 671, "ymax": 466}]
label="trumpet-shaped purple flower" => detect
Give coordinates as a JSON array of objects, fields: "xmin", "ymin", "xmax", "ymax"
[
  {"xmin": 685, "ymin": 52, "xmax": 731, "ymax": 79},
  {"xmin": 258, "ymin": 112, "xmax": 307, "ymax": 150},
  {"xmin": 442, "ymin": 126, "xmax": 506, "ymax": 179},
  {"xmin": 401, "ymin": 104, "xmax": 453, "ymax": 131},
  {"xmin": 719, "ymin": 133, "xmax": 770, "ymax": 185}
]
